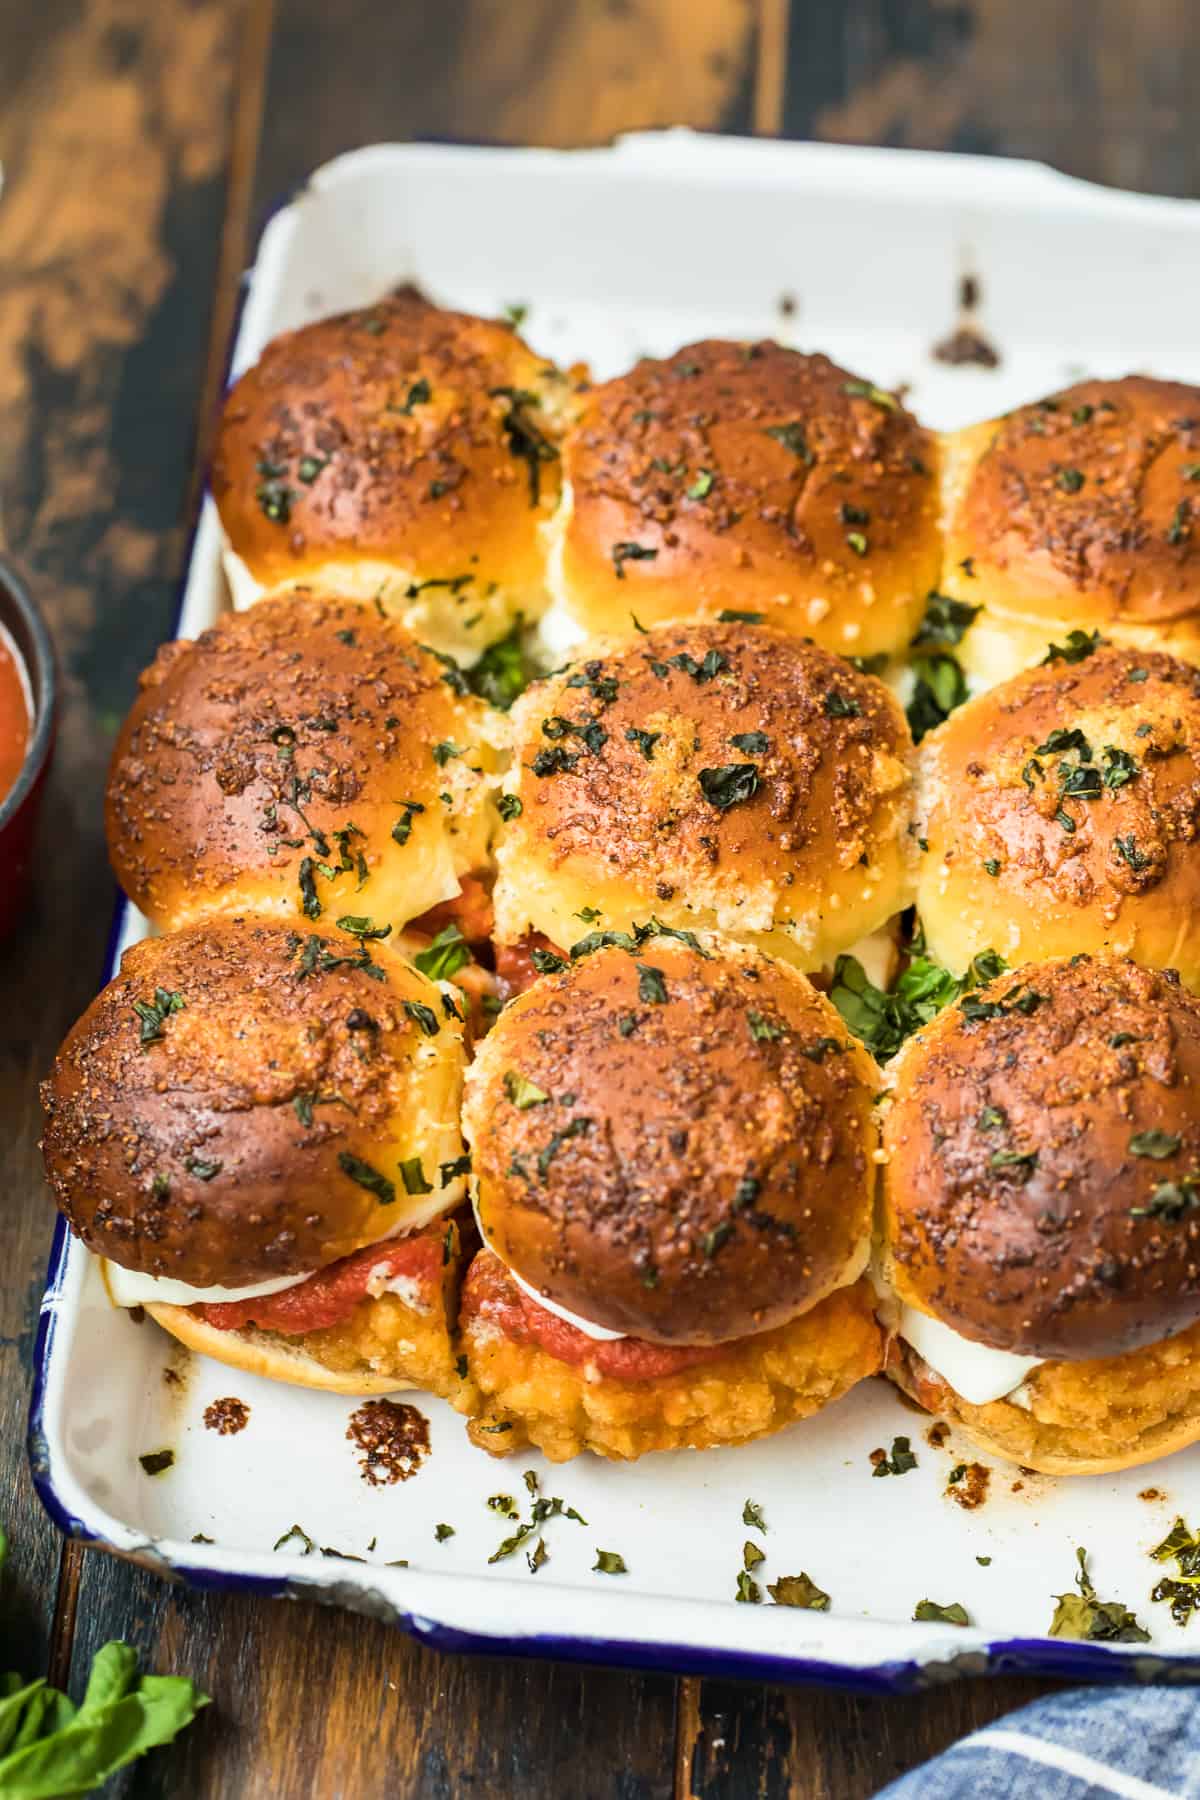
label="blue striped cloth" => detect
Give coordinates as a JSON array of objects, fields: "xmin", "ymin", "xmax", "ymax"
[{"xmin": 876, "ymin": 1688, "xmax": 1200, "ymax": 1798}]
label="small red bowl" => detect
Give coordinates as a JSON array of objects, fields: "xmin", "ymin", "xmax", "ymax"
[{"xmin": 0, "ymin": 557, "xmax": 57, "ymax": 940}]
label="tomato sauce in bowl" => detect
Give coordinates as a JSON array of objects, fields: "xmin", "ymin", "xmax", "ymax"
[
  {"xmin": 0, "ymin": 556, "xmax": 57, "ymax": 940},
  {"xmin": 0, "ymin": 622, "xmax": 32, "ymax": 809}
]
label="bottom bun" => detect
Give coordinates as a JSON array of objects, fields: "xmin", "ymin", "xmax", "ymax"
[
  {"xmin": 146, "ymin": 1304, "xmax": 416, "ymax": 1396},
  {"xmin": 458, "ymin": 1257, "xmax": 883, "ymax": 1463},
  {"xmin": 886, "ymin": 1327, "xmax": 1200, "ymax": 1476}
]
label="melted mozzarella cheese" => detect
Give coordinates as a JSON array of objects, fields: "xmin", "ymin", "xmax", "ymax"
[
  {"xmin": 104, "ymin": 1261, "xmax": 310, "ymax": 1309},
  {"xmin": 840, "ymin": 925, "xmax": 899, "ymax": 991},
  {"xmin": 509, "ymin": 1266, "xmax": 626, "ymax": 1341},
  {"xmin": 899, "ymin": 1305, "xmax": 1042, "ymax": 1407}
]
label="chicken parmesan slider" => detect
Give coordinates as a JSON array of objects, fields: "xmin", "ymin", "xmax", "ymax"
[
  {"xmin": 883, "ymin": 953, "xmax": 1200, "ymax": 1473},
  {"xmin": 940, "ymin": 376, "xmax": 1200, "ymax": 687},
  {"xmin": 493, "ymin": 619, "xmax": 913, "ymax": 982},
  {"xmin": 544, "ymin": 340, "xmax": 941, "ymax": 662},
  {"xmin": 106, "ymin": 589, "xmax": 502, "ymax": 941},
  {"xmin": 914, "ymin": 643, "xmax": 1200, "ymax": 989},
  {"xmin": 212, "ymin": 291, "xmax": 578, "ymax": 661},
  {"xmin": 41, "ymin": 915, "xmax": 471, "ymax": 1395},
  {"xmin": 458, "ymin": 933, "xmax": 883, "ymax": 1460}
]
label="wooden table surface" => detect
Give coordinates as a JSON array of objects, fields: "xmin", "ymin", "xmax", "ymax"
[{"xmin": 2, "ymin": 3, "xmax": 1199, "ymax": 1794}]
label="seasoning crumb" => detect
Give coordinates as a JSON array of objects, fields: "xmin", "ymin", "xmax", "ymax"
[
  {"xmin": 932, "ymin": 324, "xmax": 1001, "ymax": 369},
  {"xmin": 926, "ymin": 1420, "xmax": 950, "ymax": 1449},
  {"xmin": 347, "ymin": 1399, "xmax": 430, "ymax": 1486},
  {"xmin": 162, "ymin": 1366, "xmax": 183, "ymax": 1389},
  {"xmin": 777, "ymin": 291, "xmax": 797, "ymax": 318},
  {"xmin": 203, "ymin": 1396, "xmax": 250, "ymax": 1436},
  {"xmin": 1140, "ymin": 1488, "xmax": 1166, "ymax": 1503},
  {"xmin": 138, "ymin": 1449, "xmax": 174, "ymax": 1477},
  {"xmin": 946, "ymin": 1462, "xmax": 991, "ymax": 1510}
]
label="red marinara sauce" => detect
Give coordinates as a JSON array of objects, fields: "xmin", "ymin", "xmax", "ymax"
[{"xmin": 0, "ymin": 624, "xmax": 30, "ymax": 808}]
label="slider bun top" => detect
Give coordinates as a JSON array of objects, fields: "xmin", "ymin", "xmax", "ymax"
[
  {"xmin": 882, "ymin": 953, "xmax": 1200, "ymax": 1361},
  {"xmin": 493, "ymin": 620, "xmax": 914, "ymax": 970},
  {"xmin": 211, "ymin": 292, "xmax": 579, "ymax": 659},
  {"xmin": 547, "ymin": 341, "xmax": 941, "ymax": 659},
  {"xmin": 915, "ymin": 645, "xmax": 1200, "ymax": 990},
  {"xmin": 40, "ymin": 915, "xmax": 467, "ymax": 1289},
  {"xmin": 106, "ymin": 589, "xmax": 502, "ymax": 935},
  {"xmin": 463, "ymin": 935, "xmax": 879, "ymax": 1345},
  {"xmin": 941, "ymin": 376, "xmax": 1200, "ymax": 681}
]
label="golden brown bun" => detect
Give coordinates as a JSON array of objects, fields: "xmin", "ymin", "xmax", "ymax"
[
  {"xmin": 459, "ymin": 1253, "xmax": 882, "ymax": 1462},
  {"xmin": 888, "ymin": 1329, "xmax": 1200, "ymax": 1476},
  {"xmin": 942, "ymin": 377, "xmax": 1200, "ymax": 683},
  {"xmin": 212, "ymin": 292, "xmax": 580, "ymax": 659},
  {"xmin": 882, "ymin": 953, "xmax": 1200, "ymax": 1361},
  {"xmin": 548, "ymin": 341, "xmax": 941, "ymax": 658},
  {"xmin": 463, "ymin": 935, "xmax": 879, "ymax": 1344},
  {"xmin": 41, "ymin": 915, "xmax": 467, "ymax": 1288},
  {"xmin": 915, "ymin": 645, "xmax": 1200, "ymax": 988},
  {"xmin": 106, "ymin": 589, "xmax": 502, "ymax": 935},
  {"xmin": 493, "ymin": 620, "xmax": 913, "ymax": 971}
]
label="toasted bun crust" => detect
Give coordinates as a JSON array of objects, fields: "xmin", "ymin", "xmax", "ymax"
[
  {"xmin": 40, "ymin": 916, "xmax": 467, "ymax": 1288},
  {"xmin": 915, "ymin": 645, "xmax": 1200, "ymax": 988},
  {"xmin": 211, "ymin": 293, "xmax": 580, "ymax": 658},
  {"xmin": 463, "ymin": 936, "xmax": 879, "ymax": 1344},
  {"xmin": 105, "ymin": 589, "xmax": 501, "ymax": 935},
  {"xmin": 549, "ymin": 341, "xmax": 941, "ymax": 658},
  {"xmin": 887, "ymin": 1328, "xmax": 1200, "ymax": 1476},
  {"xmin": 493, "ymin": 620, "xmax": 914, "ymax": 969},
  {"xmin": 941, "ymin": 377, "xmax": 1200, "ymax": 671},
  {"xmin": 146, "ymin": 1303, "xmax": 412, "ymax": 1394},
  {"xmin": 882, "ymin": 953, "xmax": 1200, "ymax": 1361}
]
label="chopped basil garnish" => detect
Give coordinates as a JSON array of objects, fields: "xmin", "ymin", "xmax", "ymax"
[
  {"xmin": 593, "ymin": 1550, "xmax": 627, "ymax": 1575},
  {"xmin": 913, "ymin": 1599, "xmax": 970, "ymax": 1626},
  {"xmin": 611, "ymin": 541, "xmax": 658, "ymax": 578},
  {"xmin": 132, "ymin": 987, "xmax": 185, "ymax": 1048},
  {"xmin": 911, "ymin": 593, "xmax": 981, "ymax": 649},
  {"xmin": 636, "ymin": 964, "xmax": 668, "ymax": 1004},
  {"xmin": 623, "ymin": 725, "xmax": 661, "ymax": 763},
  {"xmin": 763, "ymin": 421, "xmax": 814, "ymax": 463},
  {"xmin": 498, "ymin": 793, "xmax": 523, "ymax": 821},
  {"xmin": 698, "ymin": 763, "xmax": 759, "ymax": 811},
  {"xmin": 1049, "ymin": 1548, "xmax": 1148, "ymax": 1642},
  {"xmin": 871, "ymin": 1436, "xmax": 917, "ymax": 1478},
  {"xmin": 504, "ymin": 1071, "xmax": 549, "ymax": 1110},
  {"xmin": 1150, "ymin": 1518, "xmax": 1200, "ymax": 1625},
  {"xmin": 770, "ymin": 1573, "xmax": 830, "ymax": 1610},
  {"xmin": 273, "ymin": 1523, "xmax": 316, "ymax": 1554},
  {"xmin": 530, "ymin": 948, "xmax": 568, "ymax": 975},
  {"xmin": 338, "ymin": 1152, "xmax": 396, "ymax": 1206},
  {"xmin": 413, "ymin": 924, "xmax": 472, "ymax": 981},
  {"xmin": 1129, "ymin": 1131, "xmax": 1182, "ymax": 1159},
  {"xmin": 402, "ymin": 999, "xmax": 440, "ymax": 1037},
  {"xmin": 906, "ymin": 653, "xmax": 967, "ymax": 741},
  {"xmin": 743, "ymin": 1500, "xmax": 767, "ymax": 1532},
  {"xmin": 1042, "ymin": 628, "xmax": 1105, "ymax": 665}
]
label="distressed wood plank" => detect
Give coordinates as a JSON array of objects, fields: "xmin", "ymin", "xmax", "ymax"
[
  {"xmin": 785, "ymin": 0, "xmax": 1200, "ymax": 195},
  {"xmin": 67, "ymin": 1556, "xmax": 679, "ymax": 1799},
  {"xmin": 0, "ymin": 0, "xmax": 245, "ymax": 1685}
]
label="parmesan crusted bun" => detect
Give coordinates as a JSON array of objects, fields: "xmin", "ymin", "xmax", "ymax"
[
  {"xmin": 211, "ymin": 291, "xmax": 580, "ymax": 661},
  {"xmin": 106, "ymin": 590, "xmax": 502, "ymax": 935},
  {"xmin": 941, "ymin": 377, "xmax": 1200, "ymax": 688},
  {"xmin": 881, "ymin": 954, "xmax": 1200, "ymax": 1473},
  {"xmin": 493, "ymin": 620, "xmax": 914, "ymax": 971},
  {"xmin": 915, "ymin": 645, "xmax": 1200, "ymax": 989},
  {"xmin": 40, "ymin": 915, "xmax": 468, "ymax": 1290},
  {"xmin": 463, "ymin": 935, "xmax": 881, "ymax": 1345},
  {"xmin": 546, "ymin": 341, "xmax": 941, "ymax": 659}
]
